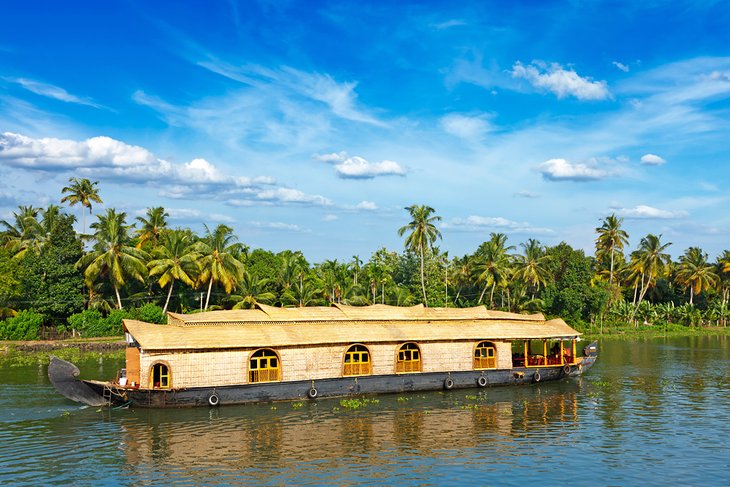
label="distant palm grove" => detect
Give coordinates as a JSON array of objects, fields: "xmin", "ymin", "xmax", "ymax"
[{"xmin": 1, "ymin": 179, "xmax": 729, "ymax": 340}]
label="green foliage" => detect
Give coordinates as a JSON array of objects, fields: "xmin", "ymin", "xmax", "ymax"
[
  {"xmin": 542, "ymin": 243, "xmax": 610, "ymax": 326},
  {"xmin": 0, "ymin": 248, "xmax": 21, "ymax": 308},
  {"xmin": 0, "ymin": 309, "xmax": 45, "ymax": 340},
  {"xmin": 18, "ymin": 213, "xmax": 85, "ymax": 322},
  {"xmin": 131, "ymin": 303, "xmax": 166, "ymax": 324}
]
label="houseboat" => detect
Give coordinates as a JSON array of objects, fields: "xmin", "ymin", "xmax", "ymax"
[{"xmin": 49, "ymin": 303, "xmax": 597, "ymax": 408}]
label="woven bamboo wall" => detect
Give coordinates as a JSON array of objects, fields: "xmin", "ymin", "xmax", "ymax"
[{"xmin": 137, "ymin": 339, "xmax": 514, "ymax": 389}]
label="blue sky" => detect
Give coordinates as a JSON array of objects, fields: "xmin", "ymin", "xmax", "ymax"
[{"xmin": 1, "ymin": 1, "xmax": 729, "ymax": 262}]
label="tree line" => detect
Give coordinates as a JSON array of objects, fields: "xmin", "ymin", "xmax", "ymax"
[{"xmin": 1, "ymin": 179, "xmax": 729, "ymax": 339}]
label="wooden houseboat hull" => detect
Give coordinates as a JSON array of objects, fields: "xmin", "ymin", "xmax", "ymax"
[
  {"xmin": 49, "ymin": 304, "xmax": 597, "ymax": 409},
  {"xmin": 50, "ymin": 355, "xmax": 596, "ymax": 408}
]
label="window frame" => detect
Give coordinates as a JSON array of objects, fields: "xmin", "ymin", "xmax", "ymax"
[
  {"xmin": 149, "ymin": 361, "xmax": 171, "ymax": 389},
  {"xmin": 395, "ymin": 342, "xmax": 422, "ymax": 374},
  {"xmin": 343, "ymin": 344, "xmax": 372, "ymax": 377},
  {"xmin": 473, "ymin": 341, "xmax": 497, "ymax": 370},
  {"xmin": 248, "ymin": 348, "xmax": 282, "ymax": 383}
]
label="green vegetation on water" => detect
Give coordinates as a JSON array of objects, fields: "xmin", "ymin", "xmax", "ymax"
[
  {"xmin": 0, "ymin": 345, "xmax": 124, "ymax": 368},
  {"xmin": 2, "ymin": 180, "xmax": 730, "ymax": 341}
]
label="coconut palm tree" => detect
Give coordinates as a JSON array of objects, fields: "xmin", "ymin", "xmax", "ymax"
[
  {"xmin": 474, "ymin": 233, "xmax": 514, "ymax": 308},
  {"xmin": 136, "ymin": 207, "xmax": 169, "ymax": 249},
  {"xmin": 194, "ymin": 224, "xmax": 245, "ymax": 310},
  {"xmin": 595, "ymin": 214, "xmax": 630, "ymax": 286},
  {"xmin": 229, "ymin": 271, "xmax": 276, "ymax": 309},
  {"xmin": 398, "ymin": 204, "xmax": 442, "ymax": 305},
  {"xmin": 676, "ymin": 247, "xmax": 718, "ymax": 305},
  {"xmin": 350, "ymin": 255, "xmax": 362, "ymax": 286},
  {"xmin": 0, "ymin": 205, "xmax": 42, "ymax": 258},
  {"xmin": 630, "ymin": 234, "xmax": 672, "ymax": 321},
  {"xmin": 78, "ymin": 208, "xmax": 149, "ymax": 309},
  {"xmin": 513, "ymin": 239, "xmax": 550, "ymax": 299},
  {"xmin": 148, "ymin": 229, "xmax": 200, "ymax": 313},
  {"xmin": 60, "ymin": 177, "xmax": 103, "ymax": 234}
]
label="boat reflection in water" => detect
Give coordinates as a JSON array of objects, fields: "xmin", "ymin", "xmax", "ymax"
[{"xmin": 118, "ymin": 383, "xmax": 581, "ymax": 478}]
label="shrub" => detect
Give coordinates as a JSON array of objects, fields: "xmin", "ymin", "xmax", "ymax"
[
  {"xmin": 132, "ymin": 303, "xmax": 166, "ymax": 324},
  {"xmin": 67, "ymin": 309, "xmax": 105, "ymax": 337},
  {"xmin": 0, "ymin": 309, "xmax": 45, "ymax": 340}
]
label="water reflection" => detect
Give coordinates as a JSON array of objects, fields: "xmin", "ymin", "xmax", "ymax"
[{"xmin": 117, "ymin": 384, "xmax": 581, "ymax": 480}]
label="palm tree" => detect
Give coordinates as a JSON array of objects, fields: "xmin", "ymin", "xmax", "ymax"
[
  {"xmin": 78, "ymin": 208, "xmax": 149, "ymax": 309},
  {"xmin": 630, "ymin": 234, "xmax": 672, "ymax": 321},
  {"xmin": 398, "ymin": 204, "xmax": 442, "ymax": 305},
  {"xmin": 716, "ymin": 250, "xmax": 730, "ymax": 313},
  {"xmin": 513, "ymin": 239, "xmax": 550, "ymax": 299},
  {"xmin": 136, "ymin": 207, "xmax": 169, "ymax": 249},
  {"xmin": 474, "ymin": 233, "xmax": 514, "ymax": 308},
  {"xmin": 676, "ymin": 247, "xmax": 718, "ymax": 305},
  {"xmin": 194, "ymin": 224, "xmax": 245, "ymax": 310},
  {"xmin": 595, "ymin": 214, "xmax": 629, "ymax": 286},
  {"xmin": 230, "ymin": 271, "xmax": 276, "ymax": 309},
  {"xmin": 148, "ymin": 229, "xmax": 200, "ymax": 313},
  {"xmin": 350, "ymin": 255, "xmax": 362, "ymax": 286},
  {"xmin": 450, "ymin": 255, "xmax": 474, "ymax": 305},
  {"xmin": 0, "ymin": 205, "xmax": 42, "ymax": 258},
  {"xmin": 279, "ymin": 251, "xmax": 308, "ymax": 306},
  {"xmin": 61, "ymin": 178, "xmax": 103, "ymax": 234}
]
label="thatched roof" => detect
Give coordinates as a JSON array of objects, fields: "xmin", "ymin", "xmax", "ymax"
[{"xmin": 125, "ymin": 304, "xmax": 579, "ymax": 351}]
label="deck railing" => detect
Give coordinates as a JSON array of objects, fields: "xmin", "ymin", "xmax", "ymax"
[
  {"xmin": 343, "ymin": 362, "xmax": 372, "ymax": 376},
  {"xmin": 395, "ymin": 360, "xmax": 421, "ymax": 373},
  {"xmin": 249, "ymin": 368, "xmax": 279, "ymax": 383},
  {"xmin": 473, "ymin": 357, "xmax": 496, "ymax": 369}
]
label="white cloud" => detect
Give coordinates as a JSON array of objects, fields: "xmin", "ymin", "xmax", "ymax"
[
  {"xmin": 166, "ymin": 208, "xmax": 236, "ymax": 224},
  {"xmin": 515, "ymin": 190, "xmax": 540, "ymax": 198},
  {"xmin": 431, "ymin": 19, "xmax": 466, "ymax": 30},
  {"xmin": 322, "ymin": 214, "xmax": 338, "ymax": 221},
  {"xmin": 537, "ymin": 158, "xmax": 611, "ymax": 181},
  {"xmin": 612, "ymin": 61, "xmax": 630, "ymax": 72},
  {"xmin": 0, "ymin": 132, "xmax": 338, "ymax": 209},
  {"xmin": 614, "ymin": 205, "xmax": 688, "ymax": 219},
  {"xmin": 443, "ymin": 215, "xmax": 554, "ymax": 234},
  {"xmin": 312, "ymin": 151, "xmax": 348, "ymax": 163},
  {"xmin": 314, "ymin": 151, "xmax": 406, "ymax": 179},
  {"xmin": 0, "ymin": 132, "xmax": 156, "ymax": 169},
  {"xmin": 440, "ymin": 113, "xmax": 492, "ymax": 140},
  {"xmin": 511, "ymin": 61, "xmax": 611, "ymax": 100},
  {"xmin": 249, "ymin": 221, "xmax": 302, "ymax": 231},
  {"xmin": 255, "ymin": 188, "xmax": 332, "ymax": 206},
  {"xmin": 640, "ymin": 153, "xmax": 666, "ymax": 165},
  {"xmin": 3, "ymin": 77, "xmax": 102, "ymax": 108},
  {"xmin": 355, "ymin": 200, "xmax": 378, "ymax": 210}
]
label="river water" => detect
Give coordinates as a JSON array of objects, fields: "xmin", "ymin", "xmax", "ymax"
[{"xmin": 1, "ymin": 336, "xmax": 729, "ymax": 486}]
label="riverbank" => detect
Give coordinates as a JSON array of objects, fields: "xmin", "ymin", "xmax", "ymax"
[
  {"xmin": 0, "ymin": 338, "xmax": 125, "ymax": 368},
  {"xmin": 581, "ymin": 323, "xmax": 730, "ymax": 341}
]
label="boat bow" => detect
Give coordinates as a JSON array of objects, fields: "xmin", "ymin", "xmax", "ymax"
[{"xmin": 48, "ymin": 356, "xmax": 108, "ymax": 407}]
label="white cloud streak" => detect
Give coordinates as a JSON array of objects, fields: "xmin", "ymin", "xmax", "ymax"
[
  {"xmin": 3, "ymin": 77, "xmax": 102, "ymax": 108},
  {"xmin": 612, "ymin": 61, "xmax": 630, "ymax": 72},
  {"xmin": 613, "ymin": 205, "xmax": 688, "ymax": 219},
  {"xmin": 440, "ymin": 113, "xmax": 492, "ymax": 140},
  {"xmin": 443, "ymin": 215, "xmax": 554, "ymax": 234}
]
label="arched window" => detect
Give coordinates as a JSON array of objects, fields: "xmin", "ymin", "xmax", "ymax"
[
  {"xmin": 343, "ymin": 344, "xmax": 372, "ymax": 376},
  {"xmin": 249, "ymin": 349, "xmax": 280, "ymax": 383},
  {"xmin": 396, "ymin": 342, "xmax": 421, "ymax": 373},
  {"xmin": 150, "ymin": 362, "xmax": 170, "ymax": 389},
  {"xmin": 474, "ymin": 341, "xmax": 497, "ymax": 369}
]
